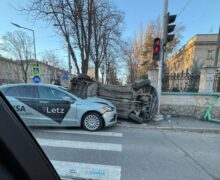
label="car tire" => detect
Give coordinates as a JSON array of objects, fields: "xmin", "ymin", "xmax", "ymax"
[
  {"xmin": 128, "ymin": 112, "xmax": 144, "ymax": 124},
  {"xmin": 82, "ymin": 112, "xmax": 103, "ymax": 131}
]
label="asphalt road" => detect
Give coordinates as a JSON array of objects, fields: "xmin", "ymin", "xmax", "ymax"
[{"xmin": 30, "ymin": 124, "xmax": 220, "ymax": 180}]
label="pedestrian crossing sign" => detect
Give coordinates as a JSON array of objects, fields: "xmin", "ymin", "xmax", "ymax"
[{"xmin": 32, "ymin": 66, "xmax": 40, "ymax": 76}]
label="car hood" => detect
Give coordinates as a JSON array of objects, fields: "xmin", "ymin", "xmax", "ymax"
[{"xmin": 83, "ymin": 97, "xmax": 115, "ymax": 108}]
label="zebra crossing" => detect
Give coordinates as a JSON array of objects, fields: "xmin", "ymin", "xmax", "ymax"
[{"xmin": 34, "ymin": 129, "xmax": 123, "ymax": 180}]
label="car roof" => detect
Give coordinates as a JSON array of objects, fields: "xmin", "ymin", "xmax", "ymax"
[
  {"xmin": 0, "ymin": 83, "xmax": 62, "ymax": 89},
  {"xmin": 0, "ymin": 83, "xmax": 80, "ymax": 100}
]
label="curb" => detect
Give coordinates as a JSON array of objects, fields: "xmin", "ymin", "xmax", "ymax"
[
  {"xmin": 151, "ymin": 127, "xmax": 220, "ymax": 134},
  {"xmin": 116, "ymin": 123, "xmax": 220, "ymax": 134}
]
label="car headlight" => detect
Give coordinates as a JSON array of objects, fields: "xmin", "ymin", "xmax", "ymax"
[{"xmin": 102, "ymin": 105, "xmax": 113, "ymax": 112}]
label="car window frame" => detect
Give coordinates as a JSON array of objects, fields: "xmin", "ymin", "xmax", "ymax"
[
  {"xmin": 37, "ymin": 86, "xmax": 75, "ymax": 102},
  {"xmin": 4, "ymin": 85, "xmax": 39, "ymax": 99}
]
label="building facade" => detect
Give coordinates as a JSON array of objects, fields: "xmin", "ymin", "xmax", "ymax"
[
  {"xmin": 0, "ymin": 56, "xmax": 70, "ymax": 87},
  {"xmin": 0, "ymin": 57, "xmax": 23, "ymax": 84},
  {"xmin": 167, "ymin": 34, "xmax": 220, "ymax": 74}
]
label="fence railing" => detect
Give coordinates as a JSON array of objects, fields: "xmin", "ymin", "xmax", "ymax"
[{"xmin": 162, "ymin": 72, "xmax": 200, "ymax": 92}]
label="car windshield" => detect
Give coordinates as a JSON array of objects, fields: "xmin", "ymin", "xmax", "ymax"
[{"xmin": 1, "ymin": 0, "xmax": 220, "ymax": 180}]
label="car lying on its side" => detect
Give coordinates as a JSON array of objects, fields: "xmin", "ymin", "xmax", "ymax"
[{"xmin": 0, "ymin": 83, "xmax": 117, "ymax": 131}]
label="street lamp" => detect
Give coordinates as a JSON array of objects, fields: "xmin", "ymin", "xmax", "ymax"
[{"xmin": 11, "ymin": 22, "xmax": 37, "ymax": 64}]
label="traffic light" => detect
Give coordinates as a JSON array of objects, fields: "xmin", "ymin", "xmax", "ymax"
[
  {"xmin": 153, "ymin": 37, "xmax": 160, "ymax": 61},
  {"xmin": 166, "ymin": 13, "xmax": 177, "ymax": 44}
]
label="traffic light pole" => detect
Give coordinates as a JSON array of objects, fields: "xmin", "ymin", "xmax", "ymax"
[{"xmin": 155, "ymin": 0, "xmax": 168, "ymax": 119}]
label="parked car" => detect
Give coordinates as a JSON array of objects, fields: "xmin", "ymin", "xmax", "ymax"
[{"xmin": 0, "ymin": 83, "xmax": 117, "ymax": 131}]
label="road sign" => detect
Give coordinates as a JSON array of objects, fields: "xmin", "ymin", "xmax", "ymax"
[
  {"xmin": 33, "ymin": 76, "xmax": 41, "ymax": 83},
  {"xmin": 63, "ymin": 72, "xmax": 69, "ymax": 81},
  {"xmin": 32, "ymin": 66, "xmax": 40, "ymax": 76}
]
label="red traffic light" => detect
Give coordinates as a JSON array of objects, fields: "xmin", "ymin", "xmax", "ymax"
[
  {"xmin": 153, "ymin": 38, "xmax": 160, "ymax": 61},
  {"xmin": 154, "ymin": 46, "xmax": 159, "ymax": 53}
]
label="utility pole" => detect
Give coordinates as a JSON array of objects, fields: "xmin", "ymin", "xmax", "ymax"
[
  {"xmin": 214, "ymin": 25, "xmax": 220, "ymax": 68},
  {"xmin": 155, "ymin": 0, "xmax": 168, "ymax": 120}
]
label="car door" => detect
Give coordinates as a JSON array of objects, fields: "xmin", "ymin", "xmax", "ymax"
[
  {"xmin": 37, "ymin": 86, "xmax": 77, "ymax": 126},
  {"xmin": 3, "ymin": 85, "xmax": 39, "ymax": 126}
]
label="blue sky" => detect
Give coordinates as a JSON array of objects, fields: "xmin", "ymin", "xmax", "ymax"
[
  {"xmin": 113, "ymin": 0, "xmax": 220, "ymax": 42},
  {"xmin": 1, "ymin": 0, "xmax": 220, "ymax": 71}
]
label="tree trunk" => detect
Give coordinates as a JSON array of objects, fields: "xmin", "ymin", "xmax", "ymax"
[
  {"xmin": 67, "ymin": 39, "xmax": 80, "ymax": 74},
  {"xmin": 95, "ymin": 64, "xmax": 99, "ymax": 81},
  {"xmin": 23, "ymin": 71, "xmax": 27, "ymax": 83},
  {"xmin": 81, "ymin": 60, "xmax": 89, "ymax": 75}
]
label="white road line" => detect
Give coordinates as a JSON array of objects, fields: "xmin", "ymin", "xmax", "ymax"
[
  {"xmin": 37, "ymin": 138, "xmax": 122, "ymax": 152},
  {"xmin": 44, "ymin": 130, "xmax": 123, "ymax": 137},
  {"xmin": 51, "ymin": 160, "xmax": 121, "ymax": 180}
]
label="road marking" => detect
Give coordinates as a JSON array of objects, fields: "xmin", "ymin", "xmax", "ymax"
[
  {"xmin": 51, "ymin": 160, "xmax": 121, "ymax": 180},
  {"xmin": 44, "ymin": 130, "xmax": 123, "ymax": 137},
  {"xmin": 37, "ymin": 138, "xmax": 122, "ymax": 152}
]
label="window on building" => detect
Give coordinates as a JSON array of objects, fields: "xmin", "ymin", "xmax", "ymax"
[{"xmin": 207, "ymin": 50, "xmax": 214, "ymax": 60}]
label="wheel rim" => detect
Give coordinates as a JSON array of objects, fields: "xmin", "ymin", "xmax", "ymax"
[{"xmin": 84, "ymin": 115, "xmax": 100, "ymax": 130}]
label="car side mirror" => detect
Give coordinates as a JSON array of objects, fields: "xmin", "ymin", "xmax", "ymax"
[{"xmin": 62, "ymin": 96, "xmax": 74, "ymax": 104}]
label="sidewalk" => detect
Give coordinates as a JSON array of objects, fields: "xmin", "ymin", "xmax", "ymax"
[{"xmin": 117, "ymin": 116, "xmax": 220, "ymax": 133}]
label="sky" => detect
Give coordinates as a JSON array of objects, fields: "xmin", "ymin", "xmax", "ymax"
[
  {"xmin": 0, "ymin": 0, "xmax": 220, "ymax": 73},
  {"xmin": 112, "ymin": 0, "xmax": 220, "ymax": 42}
]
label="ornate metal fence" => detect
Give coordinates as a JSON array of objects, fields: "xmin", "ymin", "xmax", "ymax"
[
  {"xmin": 162, "ymin": 72, "xmax": 200, "ymax": 92},
  {"xmin": 213, "ymin": 71, "xmax": 220, "ymax": 92}
]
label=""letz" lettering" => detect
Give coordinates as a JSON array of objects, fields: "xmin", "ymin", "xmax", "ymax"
[{"xmin": 46, "ymin": 107, "xmax": 64, "ymax": 114}]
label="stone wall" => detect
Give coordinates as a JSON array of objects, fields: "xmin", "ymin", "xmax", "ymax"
[{"xmin": 160, "ymin": 92, "xmax": 220, "ymax": 119}]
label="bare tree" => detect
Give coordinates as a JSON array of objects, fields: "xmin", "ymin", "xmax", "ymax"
[
  {"xmin": 66, "ymin": 0, "xmax": 94, "ymax": 74},
  {"xmin": 21, "ymin": 0, "xmax": 96, "ymax": 75},
  {"xmin": 40, "ymin": 50, "xmax": 63, "ymax": 68},
  {"xmin": 122, "ymin": 41, "xmax": 138, "ymax": 84},
  {"xmin": 90, "ymin": 0, "xmax": 124, "ymax": 81},
  {"xmin": 21, "ymin": 0, "xmax": 124, "ymax": 79},
  {"xmin": 108, "ymin": 62, "xmax": 118, "ymax": 85},
  {"xmin": 2, "ymin": 31, "xmax": 33, "ymax": 83}
]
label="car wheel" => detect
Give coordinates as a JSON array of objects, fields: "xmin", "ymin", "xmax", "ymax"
[
  {"xmin": 82, "ymin": 112, "xmax": 103, "ymax": 131},
  {"xmin": 128, "ymin": 112, "xmax": 144, "ymax": 124}
]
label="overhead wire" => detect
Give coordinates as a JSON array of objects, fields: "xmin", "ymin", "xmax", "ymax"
[{"xmin": 177, "ymin": 0, "xmax": 192, "ymax": 17}]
